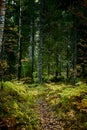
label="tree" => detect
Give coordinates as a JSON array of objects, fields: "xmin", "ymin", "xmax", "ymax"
[
  {"xmin": 38, "ymin": 0, "xmax": 44, "ymax": 83},
  {"xmin": 0, "ymin": 0, "xmax": 6, "ymax": 84},
  {"xmin": 0, "ymin": 0, "xmax": 5, "ymax": 54},
  {"xmin": 3, "ymin": 0, "xmax": 19, "ymax": 79},
  {"xmin": 69, "ymin": 0, "xmax": 87, "ymax": 79},
  {"xmin": 30, "ymin": 16, "xmax": 35, "ymax": 81},
  {"xmin": 18, "ymin": 0, "xmax": 22, "ymax": 80},
  {"xmin": 0, "ymin": 0, "xmax": 86, "ymax": 83}
]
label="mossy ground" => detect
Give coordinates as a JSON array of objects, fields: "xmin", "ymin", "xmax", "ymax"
[
  {"xmin": 0, "ymin": 81, "xmax": 87, "ymax": 129},
  {"xmin": 38, "ymin": 82, "xmax": 87, "ymax": 130},
  {"xmin": 0, "ymin": 81, "xmax": 40, "ymax": 130}
]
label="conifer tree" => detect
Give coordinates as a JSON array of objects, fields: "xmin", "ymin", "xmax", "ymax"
[
  {"xmin": 0, "ymin": 0, "xmax": 6, "ymax": 83},
  {"xmin": 38, "ymin": 0, "xmax": 44, "ymax": 83}
]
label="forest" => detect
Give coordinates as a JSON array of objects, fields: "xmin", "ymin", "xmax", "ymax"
[{"xmin": 0, "ymin": 0, "xmax": 87, "ymax": 130}]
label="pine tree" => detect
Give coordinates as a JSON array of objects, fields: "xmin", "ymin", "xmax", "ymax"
[
  {"xmin": 0, "ymin": 0, "xmax": 6, "ymax": 84},
  {"xmin": 18, "ymin": 0, "xmax": 22, "ymax": 80},
  {"xmin": 38, "ymin": 0, "xmax": 44, "ymax": 83}
]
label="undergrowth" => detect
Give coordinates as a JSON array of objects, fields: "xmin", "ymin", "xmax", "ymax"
[
  {"xmin": 0, "ymin": 81, "xmax": 40, "ymax": 130},
  {"xmin": 40, "ymin": 82, "xmax": 87, "ymax": 130},
  {"xmin": 0, "ymin": 81, "xmax": 87, "ymax": 130}
]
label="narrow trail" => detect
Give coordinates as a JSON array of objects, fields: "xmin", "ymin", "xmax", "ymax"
[{"xmin": 36, "ymin": 98, "xmax": 64, "ymax": 130}]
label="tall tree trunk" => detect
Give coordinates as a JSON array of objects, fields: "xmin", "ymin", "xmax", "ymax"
[
  {"xmin": 55, "ymin": 53, "xmax": 59, "ymax": 77},
  {"xmin": 59, "ymin": 56, "xmax": 61, "ymax": 76},
  {"xmin": 72, "ymin": 1, "xmax": 78, "ymax": 85},
  {"xmin": 72, "ymin": 21, "xmax": 77, "ymax": 85},
  {"xmin": 66, "ymin": 43, "xmax": 69, "ymax": 78},
  {"xmin": 0, "ymin": 0, "xmax": 5, "ymax": 58},
  {"xmin": 0, "ymin": 0, "xmax": 5, "ymax": 49},
  {"xmin": 38, "ymin": 0, "xmax": 44, "ymax": 83},
  {"xmin": 0, "ymin": 0, "xmax": 6, "ymax": 89},
  {"xmin": 47, "ymin": 62, "xmax": 50, "ymax": 76},
  {"xmin": 18, "ymin": 0, "xmax": 22, "ymax": 80},
  {"xmin": 30, "ymin": 17, "xmax": 35, "ymax": 82}
]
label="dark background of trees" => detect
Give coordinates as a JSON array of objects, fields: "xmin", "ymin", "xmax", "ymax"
[{"xmin": 0, "ymin": 0, "xmax": 87, "ymax": 83}]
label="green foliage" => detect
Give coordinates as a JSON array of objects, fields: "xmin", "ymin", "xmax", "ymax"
[
  {"xmin": 0, "ymin": 81, "xmax": 40, "ymax": 129},
  {"xmin": 0, "ymin": 81, "xmax": 87, "ymax": 129},
  {"xmin": 21, "ymin": 77, "xmax": 33, "ymax": 84},
  {"xmin": 37, "ymin": 82, "xmax": 87, "ymax": 129},
  {"xmin": 21, "ymin": 60, "xmax": 31, "ymax": 78}
]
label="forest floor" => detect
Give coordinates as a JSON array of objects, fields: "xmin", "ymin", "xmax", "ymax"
[
  {"xmin": 0, "ymin": 81, "xmax": 87, "ymax": 130},
  {"xmin": 35, "ymin": 82, "xmax": 87, "ymax": 130},
  {"xmin": 36, "ymin": 98, "xmax": 64, "ymax": 130}
]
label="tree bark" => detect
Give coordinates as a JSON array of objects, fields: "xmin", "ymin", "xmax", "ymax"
[
  {"xmin": 38, "ymin": 0, "xmax": 44, "ymax": 83},
  {"xmin": 66, "ymin": 43, "xmax": 69, "ymax": 79},
  {"xmin": 30, "ymin": 16, "xmax": 35, "ymax": 82},
  {"xmin": 72, "ymin": 21, "xmax": 77, "ymax": 85},
  {"xmin": 55, "ymin": 54, "xmax": 59, "ymax": 77},
  {"xmin": 18, "ymin": 0, "xmax": 22, "ymax": 80},
  {"xmin": 0, "ymin": 0, "xmax": 6, "ymax": 88},
  {"xmin": 0, "ymin": 0, "xmax": 5, "ymax": 57}
]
